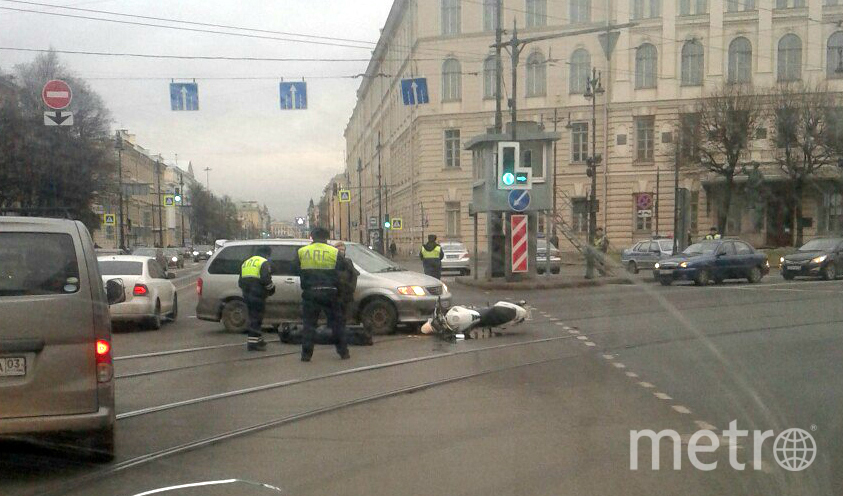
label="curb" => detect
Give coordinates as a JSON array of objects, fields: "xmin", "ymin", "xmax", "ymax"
[{"xmin": 453, "ymin": 275, "xmax": 633, "ymax": 291}]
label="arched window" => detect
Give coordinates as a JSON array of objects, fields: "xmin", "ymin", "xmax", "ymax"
[
  {"xmin": 681, "ymin": 40, "xmax": 704, "ymax": 86},
  {"xmin": 442, "ymin": 58, "xmax": 462, "ymax": 101},
  {"xmin": 483, "ymin": 56, "xmax": 497, "ymax": 99},
  {"xmin": 828, "ymin": 31, "xmax": 843, "ymax": 77},
  {"xmin": 526, "ymin": 51, "xmax": 547, "ymax": 97},
  {"xmin": 635, "ymin": 43, "xmax": 658, "ymax": 89},
  {"xmin": 570, "ymin": 49, "xmax": 591, "ymax": 94},
  {"xmin": 777, "ymin": 34, "xmax": 802, "ymax": 82},
  {"xmin": 728, "ymin": 37, "xmax": 752, "ymax": 83}
]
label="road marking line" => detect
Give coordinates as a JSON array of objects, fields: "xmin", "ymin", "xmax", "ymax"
[
  {"xmin": 638, "ymin": 381, "xmax": 655, "ymax": 388},
  {"xmin": 549, "ymin": 318, "xmax": 560, "ymax": 322},
  {"xmin": 672, "ymin": 405, "xmax": 692, "ymax": 414},
  {"xmin": 576, "ymin": 335, "xmax": 588, "ymax": 340},
  {"xmin": 654, "ymin": 392, "xmax": 672, "ymax": 400},
  {"xmin": 555, "ymin": 322, "xmax": 566, "ymax": 326},
  {"xmin": 694, "ymin": 420, "xmax": 718, "ymax": 431},
  {"xmin": 584, "ymin": 341, "xmax": 596, "ymax": 347},
  {"xmin": 568, "ymin": 330, "xmax": 580, "ymax": 335},
  {"xmin": 625, "ymin": 371, "xmax": 639, "ymax": 378},
  {"xmin": 612, "ymin": 362, "xmax": 626, "ymax": 369},
  {"xmin": 602, "ymin": 354, "xmax": 615, "ymax": 360},
  {"xmin": 562, "ymin": 326, "xmax": 572, "ymax": 330}
]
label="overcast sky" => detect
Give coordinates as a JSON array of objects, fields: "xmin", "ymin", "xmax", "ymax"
[{"xmin": 0, "ymin": 0, "xmax": 392, "ymax": 221}]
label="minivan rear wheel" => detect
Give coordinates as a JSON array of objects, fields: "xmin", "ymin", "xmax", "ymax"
[
  {"xmin": 221, "ymin": 299, "xmax": 249, "ymax": 333},
  {"xmin": 360, "ymin": 299, "xmax": 398, "ymax": 336}
]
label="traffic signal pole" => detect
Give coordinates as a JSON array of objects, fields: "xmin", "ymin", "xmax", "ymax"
[{"xmin": 377, "ymin": 131, "xmax": 384, "ymax": 254}]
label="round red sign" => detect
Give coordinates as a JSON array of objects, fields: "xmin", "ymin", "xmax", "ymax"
[{"xmin": 42, "ymin": 80, "xmax": 72, "ymax": 110}]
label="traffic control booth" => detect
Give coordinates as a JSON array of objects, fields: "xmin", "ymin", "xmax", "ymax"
[{"xmin": 465, "ymin": 122, "xmax": 559, "ymax": 281}]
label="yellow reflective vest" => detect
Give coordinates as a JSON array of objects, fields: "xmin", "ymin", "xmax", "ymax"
[
  {"xmin": 298, "ymin": 243, "xmax": 338, "ymax": 270},
  {"xmin": 241, "ymin": 256, "xmax": 267, "ymax": 278},
  {"xmin": 421, "ymin": 245, "xmax": 442, "ymax": 259}
]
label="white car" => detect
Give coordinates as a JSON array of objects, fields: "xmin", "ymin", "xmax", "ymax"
[{"xmin": 97, "ymin": 255, "xmax": 178, "ymax": 329}]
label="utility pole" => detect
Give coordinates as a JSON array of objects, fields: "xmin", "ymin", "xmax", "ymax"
[
  {"xmin": 584, "ymin": 68, "xmax": 604, "ymax": 280},
  {"xmin": 357, "ymin": 158, "xmax": 363, "ymax": 243},
  {"xmin": 673, "ymin": 129, "xmax": 682, "ymax": 254},
  {"xmin": 509, "ymin": 22, "xmax": 521, "ymax": 141},
  {"xmin": 376, "ymin": 131, "xmax": 384, "ymax": 254},
  {"xmin": 203, "ymin": 167, "xmax": 212, "ymax": 190},
  {"xmin": 345, "ymin": 172, "xmax": 352, "ymax": 241},
  {"xmin": 179, "ymin": 172, "xmax": 185, "ymax": 247},
  {"xmin": 156, "ymin": 158, "xmax": 164, "ymax": 248},
  {"xmin": 655, "ymin": 166, "xmax": 660, "ymax": 235},
  {"xmin": 494, "ymin": 0, "xmax": 503, "ymax": 133},
  {"xmin": 115, "ymin": 131, "xmax": 125, "ymax": 251}
]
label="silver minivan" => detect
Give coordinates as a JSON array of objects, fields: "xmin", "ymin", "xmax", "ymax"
[
  {"xmin": 0, "ymin": 217, "xmax": 125, "ymax": 461},
  {"xmin": 196, "ymin": 240, "xmax": 452, "ymax": 335}
]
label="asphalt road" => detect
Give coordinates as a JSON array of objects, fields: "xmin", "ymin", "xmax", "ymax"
[{"xmin": 1, "ymin": 264, "xmax": 838, "ymax": 496}]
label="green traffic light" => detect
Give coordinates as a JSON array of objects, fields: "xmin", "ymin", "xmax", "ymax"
[
  {"xmin": 384, "ymin": 221, "xmax": 391, "ymax": 229},
  {"xmin": 502, "ymin": 172, "xmax": 515, "ymax": 186}
]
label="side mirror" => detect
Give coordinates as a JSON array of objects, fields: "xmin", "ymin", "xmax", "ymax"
[
  {"xmin": 167, "ymin": 272, "xmax": 176, "ymax": 280},
  {"xmin": 106, "ymin": 279, "xmax": 126, "ymax": 305}
]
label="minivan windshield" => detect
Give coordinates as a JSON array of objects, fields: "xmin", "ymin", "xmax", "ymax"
[{"xmin": 345, "ymin": 244, "xmax": 404, "ymax": 273}]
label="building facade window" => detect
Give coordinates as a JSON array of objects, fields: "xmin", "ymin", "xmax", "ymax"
[
  {"xmin": 483, "ymin": 56, "xmax": 497, "ymax": 99},
  {"xmin": 570, "ymin": 0, "xmax": 591, "ymax": 23},
  {"xmin": 727, "ymin": 0, "xmax": 755, "ymax": 11},
  {"xmin": 635, "ymin": 43, "xmax": 658, "ymax": 89},
  {"xmin": 777, "ymin": 0, "xmax": 805, "ymax": 7},
  {"xmin": 483, "ymin": 0, "xmax": 498, "ymax": 31},
  {"xmin": 444, "ymin": 129, "xmax": 461, "ymax": 168},
  {"xmin": 446, "ymin": 202, "xmax": 461, "ymax": 237},
  {"xmin": 631, "ymin": 0, "xmax": 660, "ymax": 18},
  {"xmin": 728, "ymin": 37, "xmax": 752, "ymax": 83},
  {"xmin": 569, "ymin": 49, "xmax": 591, "ymax": 94},
  {"xmin": 441, "ymin": 58, "xmax": 462, "ymax": 101},
  {"xmin": 634, "ymin": 193, "xmax": 654, "ymax": 232},
  {"xmin": 526, "ymin": 0, "xmax": 547, "ymax": 27},
  {"xmin": 680, "ymin": 113, "xmax": 700, "ymax": 160},
  {"xmin": 819, "ymin": 192, "xmax": 843, "ymax": 233},
  {"xmin": 572, "ymin": 198, "xmax": 588, "ymax": 233},
  {"xmin": 778, "ymin": 34, "xmax": 802, "ymax": 82},
  {"xmin": 526, "ymin": 51, "xmax": 547, "ymax": 97},
  {"xmin": 681, "ymin": 40, "xmax": 704, "ymax": 86},
  {"xmin": 827, "ymin": 0, "xmax": 839, "ymax": 6},
  {"xmin": 571, "ymin": 122, "xmax": 589, "ymax": 162},
  {"xmin": 680, "ymin": 0, "xmax": 708, "ymax": 14},
  {"xmin": 635, "ymin": 116, "xmax": 655, "ymax": 162},
  {"xmin": 827, "ymin": 31, "xmax": 843, "ymax": 77},
  {"xmin": 441, "ymin": 0, "xmax": 461, "ymax": 35}
]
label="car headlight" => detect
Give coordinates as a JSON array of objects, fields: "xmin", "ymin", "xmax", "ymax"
[
  {"xmin": 441, "ymin": 282, "xmax": 449, "ymax": 293},
  {"xmin": 812, "ymin": 255, "xmax": 827, "ymax": 264},
  {"xmin": 193, "ymin": 251, "xmax": 199, "ymax": 256},
  {"xmin": 679, "ymin": 261, "xmax": 688, "ymax": 268},
  {"xmin": 654, "ymin": 262, "xmax": 660, "ymax": 269},
  {"xmin": 780, "ymin": 256, "xmax": 785, "ymax": 263},
  {"xmin": 397, "ymin": 286, "xmax": 426, "ymax": 296},
  {"xmin": 171, "ymin": 256, "xmax": 178, "ymax": 262},
  {"xmin": 766, "ymin": 260, "xmax": 770, "ymax": 268}
]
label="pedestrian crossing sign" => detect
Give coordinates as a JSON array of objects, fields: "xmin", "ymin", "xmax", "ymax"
[
  {"xmin": 391, "ymin": 218, "xmax": 403, "ymax": 230},
  {"xmin": 164, "ymin": 195, "xmax": 175, "ymax": 206},
  {"xmin": 338, "ymin": 190, "xmax": 351, "ymax": 203},
  {"xmin": 103, "ymin": 214, "xmax": 116, "ymax": 226}
]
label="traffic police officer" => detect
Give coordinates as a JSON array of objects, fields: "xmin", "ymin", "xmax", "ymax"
[
  {"xmin": 293, "ymin": 227, "xmax": 350, "ymax": 362},
  {"xmin": 705, "ymin": 227, "xmax": 722, "ymax": 240},
  {"xmin": 419, "ymin": 234, "xmax": 444, "ymax": 280},
  {"xmin": 239, "ymin": 246, "xmax": 275, "ymax": 351}
]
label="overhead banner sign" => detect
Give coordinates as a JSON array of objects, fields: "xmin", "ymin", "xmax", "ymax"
[
  {"xmin": 170, "ymin": 83, "xmax": 199, "ymax": 111},
  {"xmin": 280, "ymin": 82, "xmax": 307, "ymax": 110},
  {"xmin": 400, "ymin": 78, "xmax": 429, "ymax": 106}
]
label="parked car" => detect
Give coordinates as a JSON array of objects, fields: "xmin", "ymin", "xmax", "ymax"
[
  {"xmin": 621, "ymin": 238, "xmax": 674, "ymax": 274},
  {"xmin": 536, "ymin": 239, "xmax": 561, "ymax": 274},
  {"xmin": 192, "ymin": 244, "xmax": 214, "ymax": 262},
  {"xmin": 780, "ymin": 237, "xmax": 843, "ymax": 280},
  {"xmin": 441, "ymin": 241, "xmax": 471, "ymax": 275},
  {"xmin": 0, "ymin": 216, "xmax": 125, "ymax": 461},
  {"xmin": 196, "ymin": 240, "xmax": 451, "ymax": 335},
  {"xmin": 98, "ymin": 255, "xmax": 178, "ymax": 329},
  {"xmin": 654, "ymin": 238, "xmax": 769, "ymax": 286},
  {"xmin": 132, "ymin": 247, "xmax": 167, "ymax": 270},
  {"xmin": 163, "ymin": 248, "xmax": 185, "ymax": 269}
]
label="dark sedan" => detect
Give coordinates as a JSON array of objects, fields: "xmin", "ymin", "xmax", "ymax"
[
  {"xmin": 780, "ymin": 237, "xmax": 843, "ymax": 280},
  {"xmin": 654, "ymin": 239, "xmax": 769, "ymax": 286}
]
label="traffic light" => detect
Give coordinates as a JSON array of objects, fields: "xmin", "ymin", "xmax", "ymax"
[
  {"xmin": 383, "ymin": 214, "xmax": 391, "ymax": 229},
  {"xmin": 497, "ymin": 142, "xmax": 532, "ymax": 190},
  {"xmin": 174, "ymin": 188, "xmax": 182, "ymax": 203}
]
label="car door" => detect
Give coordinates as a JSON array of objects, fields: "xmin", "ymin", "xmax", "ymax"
[
  {"xmin": 645, "ymin": 241, "xmax": 662, "ymax": 269},
  {"xmin": 147, "ymin": 260, "xmax": 174, "ymax": 313},
  {"xmin": 733, "ymin": 241, "xmax": 756, "ymax": 276},
  {"xmin": 266, "ymin": 243, "xmax": 304, "ymax": 321},
  {"xmin": 835, "ymin": 241, "xmax": 843, "ymax": 273}
]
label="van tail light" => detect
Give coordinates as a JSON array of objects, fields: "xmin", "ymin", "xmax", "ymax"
[
  {"xmin": 96, "ymin": 339, "xmax": 113, "ymax": 383},
  {"xmin": 133, "ymin": 284, "xmax": 148, "ymax": 296},
  {"xmin": 197, "ymin": 277, "xmax": 203, "ymax": 296}
]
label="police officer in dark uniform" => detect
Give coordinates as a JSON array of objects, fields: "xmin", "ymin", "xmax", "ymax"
[
  {"xmin": 239, "ymin": 246, "xmax": 275, "ymax": 351},
  {"xmin": 293, "ymin": 227, "xmax": 350, "ymax": 362}
]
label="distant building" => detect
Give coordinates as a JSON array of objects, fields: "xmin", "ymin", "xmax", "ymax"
[
  {"xmin": 317, "ymin": 174, "xmax": 350, "ymax": 240},
  {"xmin": 270, "ymin": 221, "xmax": 298, "ymax": 238},
  {"xmin": 238, "ymin": 201, "xmax": 271, "ymax": 238}
]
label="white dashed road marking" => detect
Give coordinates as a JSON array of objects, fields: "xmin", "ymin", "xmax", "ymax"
[
  {"xmin": 638, "ymin": 382, "xmax": 655, "ymax": 388},
  {"xmin": 568, "ymin": 330, "xmax": 580, "ymax": 335},
  {"xmin": 576, "ymin": 336, "xmax": 588, "ymax": 341},
  {"xmin": 654, "ymin": 392, "xmax": 673, "ymax": 400},
  {"xmin": 584, "ymin": 341, "xmax": 596, "ymax": 347},
  {"xmin": 625, "ymin": 372, "xmax": 639, "ymax": 378},
  {"xmin": 611, "ymin": 362, "xmax": 626, "ymax": 369},
  {"xmin": 694, "ymin": 420, "xmax": 717, "ymax": 431},
  {"xmin": 672, "ymin": 405, "xmax": 692, "ymax": 414},
  {"xmin": 602, "ymin": 354, "xmax": 615, "ymax": 360}
]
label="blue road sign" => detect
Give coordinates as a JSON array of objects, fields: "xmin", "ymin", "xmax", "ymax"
[
  {"xmin": 508, "ymin": 189, "xmax": 531, "ymax": 212},
  {"xmin": 169, "ymin": 83, "xmax": 199, "ymax": 111},
  {"xmin": 400, "ymin": 78, "xmax": 429, "ymax": 105},
  {"xmin": 280, "ymin": 82, "xmax": 307, "ymax": 110}
]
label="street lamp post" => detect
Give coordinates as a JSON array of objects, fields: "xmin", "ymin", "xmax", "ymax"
[
  {"xmin": 584, "ymin": 68, "xmax": 604, "ymax": 280},
  {"xmin": 114, "ymin": 132, "xmax": 125, "ymax": 251}
]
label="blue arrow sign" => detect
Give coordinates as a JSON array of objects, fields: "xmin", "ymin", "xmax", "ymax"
[
  {"xmin": 400, "ymin": 78, "xmax": 429, "ymax": 106},
  {"xmin": 508, "ymin": 189, "xmax": 531, "ymax": 212},
  {"xmin": 280, "ymin": 82, "xmax": 307, "ymax": 110},
  {"xmin": 169, "ymin": 83, "xmax": 199, "ymax": 111}
]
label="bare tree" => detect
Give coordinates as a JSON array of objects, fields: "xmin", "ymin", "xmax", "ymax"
[
  {"xmin": 692, "ymin": 84, "xmax": 765, "ymax": 235},
  {"xmin": 770, "ymin": 82, "xmax": 839, "ymax": 245}
]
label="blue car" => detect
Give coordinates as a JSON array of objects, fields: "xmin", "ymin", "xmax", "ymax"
[{"xmin": 654, "ymin": 239, "xmax": 769, "ymax": 286}]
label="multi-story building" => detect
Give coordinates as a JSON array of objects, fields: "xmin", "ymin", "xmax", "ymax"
[
  {"xmin": 237, "ymin": 201, "xmax": 271, "ymax": 238},
  {"xmin": 270, "ymin": 220, "xmax": 299, "ymax": 238},
  {"xmin": 344, "ymin": 0, "xmax": 843, "ymax": 253},
  {"xmin": 317, "ymin": 173, "xmax": 352, "ymax": 240}
]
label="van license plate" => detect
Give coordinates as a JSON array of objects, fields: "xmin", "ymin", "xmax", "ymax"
[{"xmin": 0, "ymin": 357, "xmax": 26, "ymax": 376}]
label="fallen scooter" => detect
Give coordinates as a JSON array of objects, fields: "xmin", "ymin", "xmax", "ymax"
[{"xmin": 421, "ymin": 298, "xmax": 531, "ymax": 341}]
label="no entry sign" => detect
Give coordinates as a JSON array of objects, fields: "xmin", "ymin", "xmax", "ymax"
[
  {"xmin": 42, "ymin": 80, "xmax": 72, "ymax": 110},
  {"xmin": 511, "ymin": 214, "xmax": 528, "ymax": 274}
]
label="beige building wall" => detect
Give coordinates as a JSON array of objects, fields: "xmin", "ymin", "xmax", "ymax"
[{"xmin": 345, "ymin": 0, "xmax": 843, "ymax": 255}]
